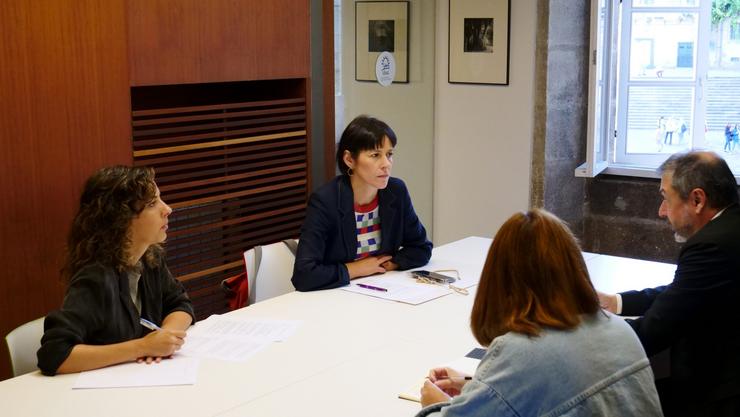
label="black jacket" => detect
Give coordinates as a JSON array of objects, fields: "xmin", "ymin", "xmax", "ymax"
[
  {"xmin": 291, "ymin": 175, "xmax": 432, "ymax": 291},
  {"xmin": 621, "ymin": 203, "xmax": 740, "ymax": 407},
  {"xmin": 37, "ymin": 258, "xmax": 194, "ymax": 375}
]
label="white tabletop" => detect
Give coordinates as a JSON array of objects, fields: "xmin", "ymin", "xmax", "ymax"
[{"xmin": 0, "ymin": 237, "xmax": 675, "ymax": 417}]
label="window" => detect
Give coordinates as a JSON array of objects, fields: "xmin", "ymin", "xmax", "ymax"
[
  {"xmin": 580, "ymin": 0, "xmax": 740, "ymax": 180},
  {"xmin": 731, "ymin": 22, "xmax": 740, "ymax": 40},
  {"xmin": 334, "ymin": 0, "xmax": 345, "ymax": 139}
]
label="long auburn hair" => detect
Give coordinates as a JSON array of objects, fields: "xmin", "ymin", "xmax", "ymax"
[
  {"xmin": 62, "ymin": 166, "xmax": 162, "ymax": 282},
  {"xmin": 470, "ymin": 209, "xmax": 600, "ymax": 346}
]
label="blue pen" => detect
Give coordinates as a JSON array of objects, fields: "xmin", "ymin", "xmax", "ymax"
[{"xmin": 139, "ymin": 318, "xmax": 161, "ymax": 331}]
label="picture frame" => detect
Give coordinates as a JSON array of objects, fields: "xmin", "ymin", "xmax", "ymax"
[
  {"xmin": 448, "ymin": 0, "xmax": 510, "ymax": 85},
  {"xmin": 355, "ymin": 1, "xmax": 409, "ymax": 83}
]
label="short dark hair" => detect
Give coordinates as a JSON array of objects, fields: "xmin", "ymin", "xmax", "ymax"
[
  {"xmin": 658, "ymin": 151, "xmax": 739, "ymax": 209},
  {"xmin": 470, "ymin": 209, "xmax": 600, "ymax": 346},
  {"xmin": 336, "ymin": 115, "xmax": 398, "ymax": 175},
  {"xmin": 63, "ymin": 166, "xmax": 162, "ymax": 281}
]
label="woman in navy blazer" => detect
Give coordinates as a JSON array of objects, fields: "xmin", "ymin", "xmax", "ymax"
[{"xmin": 292, "ymin": 115, "xmax": 432, "ymax": 291}]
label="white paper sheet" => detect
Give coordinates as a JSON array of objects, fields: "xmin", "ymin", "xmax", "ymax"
[
  {"xmin": 189, "ymin": 318, "xmax": 300, "ymax": 342},
  {"xmin": 340, "ymin": 272, "xmax": 452, "ymax": 305},
  {"xmin": 178, "ymin": 317, "xmax": 301, "ymax": 362},
  {"xmin": 179, "ymin": 334, "xmax": 272, "ymax": 362},
  {"xmin": 73, "ymin": 355, "xmax": 199, "ymax": 389}
]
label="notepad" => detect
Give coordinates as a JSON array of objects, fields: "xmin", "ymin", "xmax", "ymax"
[{"xmin": 397, "ymin": 349, "xmax": 484, "ymax": 403}]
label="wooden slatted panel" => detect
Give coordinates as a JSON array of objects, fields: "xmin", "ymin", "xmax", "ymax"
[{"xmin": 132, "ymin": 97, "xmax": 308, "ymax": 320}]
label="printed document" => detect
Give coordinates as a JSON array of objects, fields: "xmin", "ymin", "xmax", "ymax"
[{"xmin": 179, "ymin": 317, "xmax": 301, "ymax": 362}]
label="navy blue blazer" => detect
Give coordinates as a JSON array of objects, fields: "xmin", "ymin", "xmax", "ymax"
[
  {"xmin": 292, "ymin": 175, "xmax": 432, "ymax": 291},
  {"xmin": 621, "ymin": 203, "xmax": 740, "ymax": 408}
]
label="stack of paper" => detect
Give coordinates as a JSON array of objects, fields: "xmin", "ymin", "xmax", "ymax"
[
  {"xmin": 179, "ymin": 317, "xmax": 301, "ymax": 362},
  {"xmin": 72, "ymin": 317, "xmax": 302, "ymax": 389}
]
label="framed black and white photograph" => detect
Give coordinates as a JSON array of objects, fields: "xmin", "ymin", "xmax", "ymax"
[
  {"xmin": 449, "ymin": 0, "xmax": 510, "ymax": 85},
  {"xmin": 355, "ymin": 1, "xmax": 409, "ymax": 83}
]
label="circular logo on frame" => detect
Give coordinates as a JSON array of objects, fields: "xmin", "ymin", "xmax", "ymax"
[{"xmin": 375, "ymin": 52, "xmax": 396, "ymax": 87}]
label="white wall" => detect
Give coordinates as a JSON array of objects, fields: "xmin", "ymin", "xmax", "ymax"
[
  {"xmin": 340, "ymin": 0, "xmax": 537, "ymax": 245},
  {"xmin": 433, "ymin": 0, "xmax": 537, "ymax": 244},
  {"xmin": 341, "ymin": 0, "xmax": 436, "ymax": 236}
]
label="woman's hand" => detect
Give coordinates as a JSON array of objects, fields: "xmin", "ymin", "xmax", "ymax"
[
  {"xmin": 380, "ymin": 259, "xmax": 398, "ymax": 271},
  {"xmin": 345, "ymin": 255, "xmax": 393, "ymax": 279},
  {"xmin": 137, "ymin": 329, "xmax": 185, "ymax": 362},
  {"xmin": 420, "ymin": 379, "xmax": 452, "ymax": 408},
  {"xmin": 57, "ymin": 329, "xmax": 185, "ymax": 374},
  {"xmin": 428, "ymin": 367, "xmax": 469, "ymax": 396},
  {"xmin": 137, "ymin": 312, "xmax": 192, "ymax": 364}
]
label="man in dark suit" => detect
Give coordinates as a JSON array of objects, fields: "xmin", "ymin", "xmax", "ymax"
[{"xmin": 599, "ymin": 151, "xmax": 740, "ymax": 417}]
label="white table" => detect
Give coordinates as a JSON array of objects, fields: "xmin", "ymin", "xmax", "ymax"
[{"xmin": 0, "ymin": 237, "xmax": 676, "ymax": 417}]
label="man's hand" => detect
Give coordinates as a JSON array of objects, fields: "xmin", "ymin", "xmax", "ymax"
[{"xmin": 597, "ymin": 291, "xmax": 619, "ymax": 314}]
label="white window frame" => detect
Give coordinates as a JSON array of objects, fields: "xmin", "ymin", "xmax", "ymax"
[
  {"xmin": 577, "ymin": 0, "xmax": 618, "ymax": 178},
  {"xmin": 578, "ymin": 0, "xmax": 740, "ymax": 182}
]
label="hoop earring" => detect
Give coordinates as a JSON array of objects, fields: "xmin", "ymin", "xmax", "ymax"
[{"xmin": 347, "ymin": 168, "xmax": 354, "ymax": 176}]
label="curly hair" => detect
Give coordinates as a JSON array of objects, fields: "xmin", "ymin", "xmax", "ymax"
[{"xmin": 62, "ymin": 166, "xmax": 162, "ymax": 281}]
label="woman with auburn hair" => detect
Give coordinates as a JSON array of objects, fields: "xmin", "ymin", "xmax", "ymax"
[
  {"xmin": 37, "ymin": 166, "xmax": 194, "ymax": 375},
  {"xmin": 417, "ymin": 209, "xmax": 663, "ymax": 417}
]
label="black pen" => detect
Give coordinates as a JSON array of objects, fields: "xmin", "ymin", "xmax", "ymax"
[{"xmin": 432, "ymin": 376, "xmax": 472, "ymax": 381}]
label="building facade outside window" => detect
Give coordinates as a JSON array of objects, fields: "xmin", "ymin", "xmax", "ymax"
[{"xmin": 581, "ymin": 0, "xmax": 740, "ymax": 180}]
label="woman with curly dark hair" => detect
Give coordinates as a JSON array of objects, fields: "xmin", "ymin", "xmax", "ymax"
[{"xmin": 37, "ymin": 166, "xmax": 194, "ymax": 375}]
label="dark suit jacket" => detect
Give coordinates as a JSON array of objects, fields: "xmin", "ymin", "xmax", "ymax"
[
  {"xmin": 291, "ymin": 175, "xmax": 432, "ymax": 291},
  {"xmin": 37, "ymin": 258, "xmax": 195, "ymax": 375},
  {"xmin": 621, "ymin": 203, "xmax": 740, "ymax": 406}
]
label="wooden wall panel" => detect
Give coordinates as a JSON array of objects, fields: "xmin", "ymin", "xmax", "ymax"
[
  {"xmin": 131, "ymin": 92, "xmax": 308, "ymax": 320},
  {"xmin": 0, "ymin": 1, "xmax": 131, "ymax": 380},
  {"xmin": 127, "ymin": 0, "xmax": 311, "ymax": 86},
  {"xmin": 323, "ymin": 0, "xmax": 337, "ymax": 181}
]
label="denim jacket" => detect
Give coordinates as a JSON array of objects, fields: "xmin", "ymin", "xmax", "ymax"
[{"xmin": 416, "ymin": 312, "xmax": 663, "ymax": 417}]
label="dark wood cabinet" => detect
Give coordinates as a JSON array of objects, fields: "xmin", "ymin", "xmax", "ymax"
[{"xmin": 127, "ymin": 0, "xmax": 310, "ymax": 86}]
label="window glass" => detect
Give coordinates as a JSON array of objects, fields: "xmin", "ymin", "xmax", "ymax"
[
  {"xmin": 625, "ymin": 86, "xmax": 694, "ymax": 154},
  {"xmin": 586, "ymin": 0, "xmax": 740, "ymax": 178},
  {"xmin": 633, "ymin": 0, "xmax": 699, "ymax": 7},
  {"xmin": 334, "ymin": 0, "xmax": 342, "ymax": 97},
  {"xmin": 630, "ymin": 13, "xmax": 698, "ymax": 80},
  {"xmin": 708, "ymin": 1, "xmax": 740, "ymax": 164}
]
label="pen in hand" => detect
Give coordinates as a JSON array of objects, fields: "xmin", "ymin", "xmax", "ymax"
[
  {"xmin": 139, "ymin": 318, "xmax": 162, "ymax": 331},
  {"xmin": 435, "ymin": 376, "xmax": 472, "ymax": 381}
]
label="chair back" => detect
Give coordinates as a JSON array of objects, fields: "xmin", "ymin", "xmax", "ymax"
[
  {"xmin": 5, "ymin": 317, "xmax": 44, "ymax": 377},
  {"xmin": 244, "ymin": 239, "xmax": 298, "ymax": 304}
]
